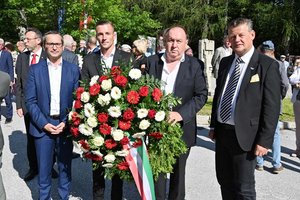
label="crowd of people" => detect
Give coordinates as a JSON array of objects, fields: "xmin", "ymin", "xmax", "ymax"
[{"xmin": 0, "ymin": 17, "xmax": 299, "ymax": 200}]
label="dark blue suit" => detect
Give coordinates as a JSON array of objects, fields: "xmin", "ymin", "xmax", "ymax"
[
  {"xmin": 0, "ymin": 50, "xmax": 14, "ymax": 119},
  {"xmin": 25, "ymin": 59, "xmax": 80, "ymax": 200}
]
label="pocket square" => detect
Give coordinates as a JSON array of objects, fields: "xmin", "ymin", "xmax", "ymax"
[{"xmin": 250, "ymin": 74, "xmax": 260, "ymax": 83}]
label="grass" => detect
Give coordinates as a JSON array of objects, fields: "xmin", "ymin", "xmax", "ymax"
[{"xmin": 198, "ymin": 97, "xmax": 294, "ymax": 122}]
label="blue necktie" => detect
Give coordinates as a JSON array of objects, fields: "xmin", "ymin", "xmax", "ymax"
[{"xmin": 220, "ymin": 57, "xmax": 242, "ymax": 122}]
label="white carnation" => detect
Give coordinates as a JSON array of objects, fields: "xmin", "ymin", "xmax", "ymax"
[
  {"xmin": 79, "ymin": 124, "xmax": 93, "ymax": 136},
  {"xmin": 111, "ymin": 129, "xmax": 124, "ymax": 141},
  {"xmin": 93, "ymin": 136, "xmax": 104, "ymax": 146},
  {"xmin": 108, "ymin": 106, "xmax": 121, "ymax": 118},
  {"xmin": 101, "ymin": 79, "xmax": 112, "ymax": 91},
  {"xmin": 129, "ymin": 68, "xmax": 142, "ymax": 80},
  {"xmin": 132, "ymin": 131, "xmax": 146, "ymax": 138},
  {"xmin": 137, "ymin": 108, "xmax": 148, "ymax": 119},
  {"xmin": 81, "ymin": 91, "xmax": 90, "ymax": 103},
  {"xmin": 102, "ymin": 163, "xmax": 113, "ymax": 168},
  {"xmin": 84, "ymin": 103, "xmax": 95, "ymax": 118},
  {"xmin": 155, "ymin": 111, "xmax": 166, "ymax": 122},
  {"xmin": 90, "ymin": 75, "xmax": 99, "ymax": 86},
  {"xmin": 97, "ymin": 93, "xmax": 111, "ymax": 106},
  {"xmin": 68, "ymin": 111, "xmax": 74, "ymax": 121},
  {"xmin": 87, "ymin": 116, "xmax": 98, "ymax": 128},
  {"xmin": 110, "ymin": 86, "xmax": 122, "ymax": 100},
  {"xmin": 104, "ymin": 154, "xmax": 116, "ymax": 163},
  {"xmin": 115, "ymin": 149, "xmax": 129, "ymax": 157},
  {"xmin": 139, "ymin": 119, "xmax": 151, "ymax": 130}
]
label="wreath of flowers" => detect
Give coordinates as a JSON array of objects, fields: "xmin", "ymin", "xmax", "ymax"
[{"xmin": 69, "ymin": 65, "xmax": 187, "ymax": 180}]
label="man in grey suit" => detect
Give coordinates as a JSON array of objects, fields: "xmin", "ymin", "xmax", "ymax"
[
  {"xmin": 211, "ymin": 36, "xmax": 232, "ymax": 79},
  {"xmin": 0, "ymin": 71, "xmax": 10, "ymax": 200},
  {"xmin": 62, "ymin": 34, "xmax": 79, "ymax": 66}
]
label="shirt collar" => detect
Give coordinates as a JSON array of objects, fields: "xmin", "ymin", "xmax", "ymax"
[
  {"xmin": 31, "ymin": 47, "xmax": 42, "ymax": 57},
  {"xmin": 47, "ymin": 57, "xmax": 63, "ymax": 67},
  {"xmin": 236, "ymin": 46, "xmax": 255, "ymax": 63},
  {"xmin": 161, "ymin": 53, "xmax": 185, "ymax": 63},
  {"xmin": 101, "ymin": 47, "xmax": 115, "ymax": 59}
]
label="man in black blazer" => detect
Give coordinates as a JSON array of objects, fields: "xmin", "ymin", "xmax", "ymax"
[
  {"xmin": 146, "ymin": 26, "xmax": 208, "ymax": 200},
  {"xmin": 209, "ymin": 18, "xmax": 281, "ymax": 200},
  {"xmin": 15, "ymin": 27, "xmax": 52, "ymax": 182},
  {"xmin": 81, "ymin": 20, "xmax": 131, "ymax": 200}
]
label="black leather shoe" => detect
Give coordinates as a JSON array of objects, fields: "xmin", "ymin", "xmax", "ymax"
[
  {"xmin": 24, "ymin": 170, "xmax": 38, "ymax": 181},
  {"xmin": 5, "ymin": 118, "xmax": 12, "ymax": 124},
  {"xmin": 52, "ymin": 168, "xmax": 58, "ymax": 179}
]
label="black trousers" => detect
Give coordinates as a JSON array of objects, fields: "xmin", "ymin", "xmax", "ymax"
[
  {"xmin": 24, "ymin": 113, "xmax": 38, "ymax": 172},
  {"xmin": 215, "ymin": 123, "xmax": 256, "ymax": 200},
  {"xmin": 93, "ymin": 164, "xmax": 123, "ymax": 200},
  {"xmin": 154, "ymin": 149, "xmax": 190, "ymax": 200}
]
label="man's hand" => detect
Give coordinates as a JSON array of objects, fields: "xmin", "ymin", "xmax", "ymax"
[
  {"xmin": 17, "ymin": 108, "xmax": 23, "ymax": 117},
  {"xmin": 167, "ymin": 111, "xmax": 183, "ymax": 125},
  {"xmin": 44, "ymin": 122, "xmax": 66, "ymax": 135},
  {"xmin": 208, "ymin": 130, "xmax": 216, "ymax": 142},
  {"xmin": 254, "ymin": 144, "xmax": 269, "ymax": 156}
]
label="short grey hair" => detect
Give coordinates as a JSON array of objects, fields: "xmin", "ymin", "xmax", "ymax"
[
  {"xmin": 228, "ymin": 18, "xmax": 253, "ymax": 32},
  {"xmin": 0, "ymin": 38, "xmax": 4, "ymax": 45}
]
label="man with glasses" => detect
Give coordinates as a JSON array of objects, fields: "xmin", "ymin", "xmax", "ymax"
[
  {"xmin": 16, "ymin": 27, "xmax": 58, "ymax": 182},
  {"xmin": 25, "ymin": 31, "xmax": 80, "ymax": 200},
  {"xmin": 0, "ymin": 38, "xmax": 14, "ymax": 124}
]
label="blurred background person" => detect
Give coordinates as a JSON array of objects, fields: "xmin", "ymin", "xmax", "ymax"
[
  {"xmin": 76, "ymin": 39, "xmax": 87, "ymax": 57},
  {"xmin": 62, "ymin": 34, "xmax": 79, "ymax": 66},
  {"xmin": 71, "ymin": 41, "xmax": 77, "ymax": 53},
  {"xmin": 289, "ymin": 57, "xmax": 300, "ymax": 158},
  {"xmin": 120, "ymin": 44, "xmax": 131, "ymax": 53},
  {"xmin": 87, "ymin": 36, "xmax": 99, "ymax": 54},
  {"xmin": 16, "ymin": 41, "xmax": 27, "ymax": 53},
  {"xmin": 185, "ymin": 45, "xmax": 193, "ymax": 56},
  {"xmin": 132, "ymin": 38, "xmax": 147, "ymax": 70},
  {"xmin": 211, "ymin": 36, "xmax": 232, "ymax": 79}
]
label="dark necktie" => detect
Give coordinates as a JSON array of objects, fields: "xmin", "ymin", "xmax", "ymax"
[
  {"xmin": 220, "ymin": 57, "xmax": 242, "ymax": 122},
  {"xmin": 31, "ymin": 53, "xmax": 37, "ymax": 65}
]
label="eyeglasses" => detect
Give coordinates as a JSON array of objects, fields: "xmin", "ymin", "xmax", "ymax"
[
  {"xmin": 24, "ymin": 37, "xmax": 37, "ymax": 41},
  {"xmin": 46, "ymin": 43, "xmax": 63, "ymax": 48}
]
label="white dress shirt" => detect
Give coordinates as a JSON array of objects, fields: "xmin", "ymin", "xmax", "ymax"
[
  {"xmin": 30, "ymin": 48, "xmax": 43, "ymax": 65},
  {"xmin": 289, "ymin": 66, "xmax": 300, "ymax": 103},
  {"xmin": 218, "ymin": 46, "xmax": 255, "ymax": 125},
  {"xmin": 101, "ymin": 47, "xmax": 116, "ymax": 69},
  {"xmin": 160, "ymin": 54, "xmax": 185, "ymax": 94},
  {"xmin": 47, "ymin": 58, "xmax": 62, "ymax": 116}
]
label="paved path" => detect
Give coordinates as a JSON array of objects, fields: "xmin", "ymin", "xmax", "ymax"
[{"xmin": 1, "ymin": 103, "xmax": 300, "ymax": 200}]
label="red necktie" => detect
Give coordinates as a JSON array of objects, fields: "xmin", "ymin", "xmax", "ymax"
[{"xmin": 31, "ymin": 53, "xmax": 37, "ymax": 65}]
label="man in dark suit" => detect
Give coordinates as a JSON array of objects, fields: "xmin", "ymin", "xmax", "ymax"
[
  {"xmin": 62, "ymin": 34, "xmax": 79, "ymax": 66},
  {"xmin": 146, "ymin": 25, "xmax": 208, "ymax": 200},
  {"xmin": 0, "ymin": 71, "xmax": 10, "ymax": 199},
  {"xmin": 0, "ymin": 38, "xmax": 14, "ymax": 124},
  {"xmin": 16, "ymin": 27, "xmax": 58, "ymax": 182},
  {"xmin": 209, "ymin": 18, "xmax": 281, "ymax": 200},
  {"xmin": 25, "ymin": 31, "xmax": 80, "ymax": 200},
  {"xmin": 81, "ymin": 20, "xmax": 131, "ymax": 200}
]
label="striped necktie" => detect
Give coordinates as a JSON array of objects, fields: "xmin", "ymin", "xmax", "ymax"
[{"xmin": 220, "ymin": 57, "xmax": 242, "ymax": 123}]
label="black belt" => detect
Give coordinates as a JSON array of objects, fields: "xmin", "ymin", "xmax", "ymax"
[
  {"xmin": 217, "ymin": 122, "xmax": 235, "ymax": 130},
  {"xmin": 49, "ymin": 115, "xmax": 60, "ymax": 120}
]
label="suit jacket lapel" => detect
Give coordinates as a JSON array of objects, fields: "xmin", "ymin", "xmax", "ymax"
[
  {"xmin": 239, "ymin": 50, "xmax": 259, "ymax": 94},
  {"xmin": 174, "ymin": 58, "xmax": 187, "ymax": 96},
  {"xmin": 155, "ymin": 54, "xmax": 164, "ymax": 80},
  {"xmin": 94, "ymin": 51, "xmax": 102, "ymax": 75},
  {"xmin": 42, "ymin": 61, "xmax": 51, "ymax": 101},
  {"xmin": 60, "ymin": 61, "xmax": 67, "ymax": 109}
]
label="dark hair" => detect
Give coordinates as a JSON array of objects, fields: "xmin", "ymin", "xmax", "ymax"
[
  {"xmin": 43, "ymin": 31, "xmax": 64, "ymax": 47},
  {"xmin": 227, "ymin": 18, "xmax": 253, "ymax": 32},
  {"xmin": 163, "ymin": 25, "xmax": 189, "ymax": 43},
  {"xmin": 95, "ymin": 20, "xmax": 115, "ymax": 31},
  {"xmin": 5, "ymin": 43, "xmax": 14, "ymax": 51},
  {"xmin": 26, "ymin": 27, "xmax": 43, "ymax": 45}
]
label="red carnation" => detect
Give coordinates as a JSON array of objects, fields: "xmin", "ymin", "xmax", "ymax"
[
  {"xmin": 132, "ymin": 139, "xmax": 142, "ymax": 148},
  {"xmin": 72, "ymin": 117, "xmax": 81, "ymax": 126},
  {"xmin": 127, "ymin": 91, "xmax": 140, "ymax": 104},
  {"xmin": 99, "ymin": 123, "xmax": 112, "ymax": 135},
  {"xmin": 111, "ymin": 66, "xmax": 122, "ymax": 77},
  {"xmin": 76, "ymin": 87, "xmax": 85, "ymax": 100},
  {"xmin": 148, "ymin": 109, "xmax": 156, "ymax": 119},
  {"xmin": 152, "ymin": 88, "xmax": 163, "ymax": 102},
  {"xmin": 139, "ymin": 86, "xmax": 149, "ymax": 97},
  {"xmin": 74, "ymin": 100, "xmax": 83, "ymax": 109},
  {"xmin": 105, "ymin": 139, "xmax": 118, "ymax": 149},
  {"xmin": 85, "ymin": 152, "xmax": 103, "ymax": 161},
  {"xmin": 89, "ymin": 84, "xmax": 101, "ymax": 96},
  {"xmin": 114, "ymin": 75, "xmax": 128, "ymax": 88},
  {"xmin": 70, "ymin": 126, "xmax": 79, "ymax": 137},
  {"xmin": 123, "ymin": 108, "xmax": 135, "ymax": 121},
  {"xmin": 120, "ymin": 137, "xmax": 130, "ymax": 145},
  {"xmin": 149, "ymin": 132, "xmax": 163, "ymax": 139},
  {"xmin": 118, "ymin": 120, "xmax": 131, "ymax": 131},
  {"xmin": 79, "ymin": 140, "xmax": 90, "ymax": 150},
  {"xmin": 99, "ymin": 75, "xmax": 108, "ymax": 83},
  {"xmin": 97, "ymin": 113, "xmax": 109, "ymax": 123},
  {"xmin": 117, "ymin": 161, "xmax": 129, "ymax": 170}
]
